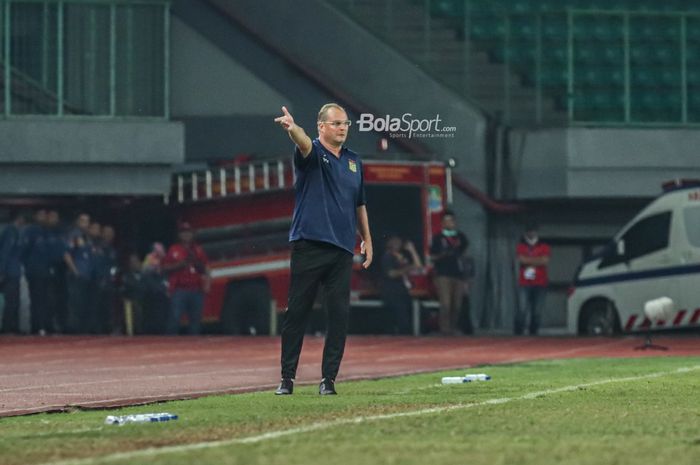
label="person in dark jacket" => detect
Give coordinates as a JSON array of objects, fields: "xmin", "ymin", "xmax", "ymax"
[
  {"xmin": 63, "ymin": 213, "xmax": 94, "ymax": 334},
  {"xmin": 430, "ymin": 210, "xmax": 469, "ymax": 335},
  {"xmin": 91, "ymin": 225, "xmax": 118, "ymax": 334},
  {"xmin": 0, "ymin": 210, "xmax": 27, "ymax": 334},
  {"xmin": 46, "ymin": 210, "xmax": 68, "ymax": 333},
  {"xmin": 22, "ymin": 209, "xmax": 52, "ymax": 335}
]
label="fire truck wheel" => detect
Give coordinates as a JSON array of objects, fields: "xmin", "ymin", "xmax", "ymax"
[
  {"xmin": 221, "ymin": 280, "xmax": 271, "ymax": 335},
  {"xmin": 579, "ymin": 299, "xmax": 620, "ymax": 336}
]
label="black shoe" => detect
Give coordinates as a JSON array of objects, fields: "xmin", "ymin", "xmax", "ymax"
[
  {"xmin": 275, "ymin": 378, "xmax": 294, "ymax": 395},
  {"xmin": 319, "ymin": 378, "xmax": 337, "ymax": 395}
]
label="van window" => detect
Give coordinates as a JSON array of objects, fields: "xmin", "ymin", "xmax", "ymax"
[
  {"xmin": 622, "ymin": 211, "xmax": 671, "ymax": 260},
  {"xmin": 599, "ymin": 211, "xmax": 671, "ymax": 268},
  {"xmin": 683, "ymin": 206, "xmax": 700, "ymax": 248}
]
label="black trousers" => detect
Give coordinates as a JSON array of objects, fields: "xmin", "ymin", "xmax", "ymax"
[
  {"xmin": 66, "ymin": 275, "xmax": 91, "ymax": 334},
  {"xmin": 1, "ymin": 277, "xmax": 20, "ymax": 333},
  {"xmin": 281, "ymin": 240, "xmax": 353, "ymax": 381},
  {"xmin": 381, "ymin": 285, "xmax": 412, "ymax": 335},
  {"xmin": 48, "ymin": 268, "xmax": 68, "ymax": 333},
  {"xmin": 28, "ymin": 274, "xmax": 51, "ymax": 333}
]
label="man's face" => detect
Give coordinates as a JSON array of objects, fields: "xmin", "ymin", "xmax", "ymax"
[
  {"xmin": 102, "ymin": 226, "xmax": 115, "ymax": 244},
  {"xmin": 318, "ymin": 107, "xmax": 349, "ymax": 148},
  {"xmin": 525, "ymin": 229, "xmax": 538, "ymax": 241},
  {"xmin": 179, "ymin": 230, "xmax": 194, "ymax": 244},
  {"xmin": 77, "ymin": 214, "xmax": 90, "ymax": 231},
  {"xmin": 89, "ymin": 223, "xmax": 102, "ymax": 239},
  {"xmin": 35, "ymin": 209, "xmax": 48, "ymax": 225},
  {"xmin": 47, "ymin": 211, "xmax": 60, "ymax": 227},
  {"xmin": 442, "ymin": 215, "xmax": 456, "ymax": 231}
]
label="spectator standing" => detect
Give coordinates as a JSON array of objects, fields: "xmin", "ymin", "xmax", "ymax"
[
  {"xmin": 22, "ymin": 209, "xmax": 52, "ymax": 335},
  {"xmin": 63, "ymin": 213, "xmax": 94, "ymax": 334},
  {"xmin": 0, "ymin": 211, "xmax": 27, "ymax": 334},
  {"xmin": 430, "ymin": 211, "xmax": 469, "ymax": 335},
  {"xmin": 121, "ymin": 253, "xmax": 147, "ymax": 334},
  {"xmin": 380, "ymin": 236, "xmax": 422, "ymax": 335},
  {"xmin": 46, "ymin": 210, "xmax": 68, "ymax": 333},
  {"xmin": 163, "ymin": 222, "xmax": 210, "ymax": 335},
  {"xmin": 142, "ymin": 242, "xmax": 169, "ymax": 334},
  {"xmin": 91, "ymin": 225, "xmax": 118, "ymax": 334},
  {"xmin": 515, "ymin": 222, "xmax": 551, "ymax": 335}
]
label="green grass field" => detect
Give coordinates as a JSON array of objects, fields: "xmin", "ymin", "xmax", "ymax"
[{"xmin": 1, "ymin": 357, "xmax": 699, "ymax": 465}]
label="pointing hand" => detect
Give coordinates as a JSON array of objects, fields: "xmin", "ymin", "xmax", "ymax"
[{"xmin": 274, "ymin": 106, "xmax": 295, "ymax": 132}]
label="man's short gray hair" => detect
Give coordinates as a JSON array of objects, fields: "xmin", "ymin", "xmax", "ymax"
[{"xmin": 317, "ymin": 103, "xmax": 347, "ymax": 122}]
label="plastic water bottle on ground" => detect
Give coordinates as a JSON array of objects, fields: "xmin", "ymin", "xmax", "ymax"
[
  {"xmin": 463, "ymin": 373, "xmax": 491, "ymax": 381},
  {"xmin": 441, "ymin": 377, "xmax": 472, "ymax": 384},
  {"xmin": 105, "ymin": 413, "xmax": 178, "ymax": 425},
  {"xmin": 442, "ymin": 373, "xmax": 492, "ymax": 384}
]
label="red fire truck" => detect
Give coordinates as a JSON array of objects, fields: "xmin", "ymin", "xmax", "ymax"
[{"xmin": 172, "ymin": 157, "xmax": 452, "ymax": 335}]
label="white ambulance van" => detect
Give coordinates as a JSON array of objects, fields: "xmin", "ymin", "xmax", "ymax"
[{"xmin": 567, "ymin": 180, "xmax": 700, "ymax": 335}]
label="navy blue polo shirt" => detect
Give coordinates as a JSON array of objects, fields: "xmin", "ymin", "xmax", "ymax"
[{"xmin": 289, "ymin": 138, "xmax": 366, "ymax": 254}]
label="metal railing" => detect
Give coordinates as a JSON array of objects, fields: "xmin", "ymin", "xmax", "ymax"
[
  {"xmin": 173, "ymin": 159, "xmax": 295, "ymax": 204},
  {"xmin": 0, "ymin": 0, "xmax": 169, "ymax": 119},
  {"xmin": 330, "ymin": 0, "xmax": 700, "ymax": 126}
]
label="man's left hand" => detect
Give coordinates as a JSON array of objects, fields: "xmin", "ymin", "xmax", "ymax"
[{"xmin": 361, "ymin": 240, "xmax": 373, "ymax": 269}]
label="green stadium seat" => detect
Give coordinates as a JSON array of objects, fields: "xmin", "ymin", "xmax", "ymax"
[
  {"xmin": 630, "ymin": 46, "xmax": 678, "ymax": 65},
  {"xmin": 430, "ymin": 0, "xmax": 464, "ymax": 19},
  {"xmin": 577, "ymin": 69, "xmax": 602, "ymax": 87},
  {"xmin": 580, "ymin": 67, "xmax": 624, "ymax": 87},
  {"xmin": 686, "ymin": 22, "xmax": 700, "ymax": 41},
  {"xmin": 686, "ymin": 45, "xmax": 700, "ymax": 64},
  {"xmin": 470, "ymin": 18, "xmax": 506, "ymax": 40},
  {"xmin": 688, "ymin": 69, "xmax": 700, "ymax": 85},
  {"xmin": 510, "ymin": 17, "xmax": 536, "ymax": 40},
  {"xmin": 540, "ymin": 67, "xmax": 569, "ymax": 87},
  {"xmin": 599, "ymin": 46, "xmax": 623, "ymax": 65},
  {"xmin": 574, "ymin": 45, "xmax": 607, "ymax": 64},
  {"xmin": 688, "ymin": 92, "xmax": 700, "ymax": 107},
  {"xmin": 540, "ymin": 44, "xmax": 567, "ymax": 64},
  {"xmin": 630, "ymin": 69, "xmax": 682, "ymax": 88},
  {"xmin": 542, "ymin": 20, "xmax": 567, "ymax": 39},
  {"xmin": 489, "ymin": 45, "xmax": 535, "ymax": 64}
]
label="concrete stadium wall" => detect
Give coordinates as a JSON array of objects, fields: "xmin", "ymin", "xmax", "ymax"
[
  {"xmin": 170, "ymin": 17, "xmax": 286, "ymax": 117},
  {"xmin": 0, "ymin": 119, "xmax": 183, "ymax": 195},
  {"xmin": 511, "ymin": 127, "xmax": 700, "ymax": 199},
  {"xmin": 0, "ymin": 120, "xmax": 183, "ymax": 165}
]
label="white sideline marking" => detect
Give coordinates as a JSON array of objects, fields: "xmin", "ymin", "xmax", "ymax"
[{"xmin": 40, "ymin": 365, "xmax": 700, "ymax": 465}]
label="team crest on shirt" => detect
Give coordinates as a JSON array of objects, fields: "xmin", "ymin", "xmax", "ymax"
[{"xmin": 348, "ymin": 159, "xmax": 357, "ymax": 173}]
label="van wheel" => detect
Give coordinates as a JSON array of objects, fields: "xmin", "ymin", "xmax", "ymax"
[
  {"xmin": 221, "ymin": 281, "xmax": 271, "ymax": 335},
  {"xmin": 580, "ymin": 300, "xmax": 620, "ymax": 336}
]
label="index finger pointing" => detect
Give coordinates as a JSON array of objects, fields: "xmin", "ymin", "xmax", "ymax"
[{"xmin": 282, "ymin": 106, "xmax": 291, "ymax": 117}]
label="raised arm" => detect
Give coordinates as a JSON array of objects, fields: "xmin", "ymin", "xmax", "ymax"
[
  {"xmin": 356, "ymin": 205, "xmax": 373, "ymax": 269},
  {"xmin": 274, "ymin": 106, "xmax": 312, "ymax": 157},
  {"xmin": 404, "ymin": 240, "xmax": 423, "ymax": 268}
]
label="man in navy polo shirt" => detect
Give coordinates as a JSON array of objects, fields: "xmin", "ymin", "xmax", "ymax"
[{"xmin": 274, "ymin": 103, "xmax": 373, "ymax": 396}]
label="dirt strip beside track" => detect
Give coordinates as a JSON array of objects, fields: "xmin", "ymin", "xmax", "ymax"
[{"xmin": 1, "ymin": 335, "xmax": 699, "ymax": 417}]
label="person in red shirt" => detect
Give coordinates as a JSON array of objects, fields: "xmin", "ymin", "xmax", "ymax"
[
  {"xmin": 515, "ymin": 221, "xmax": 550, "ymax": 335},
  {"xmin": 163, "ymin": 222, "xmax": 210, "ymax": 335}
]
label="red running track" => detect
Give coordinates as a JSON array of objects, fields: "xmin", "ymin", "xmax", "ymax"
[{"xmin": 1, "ymin": 335, "xmax": 699, "ymax": 417}]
